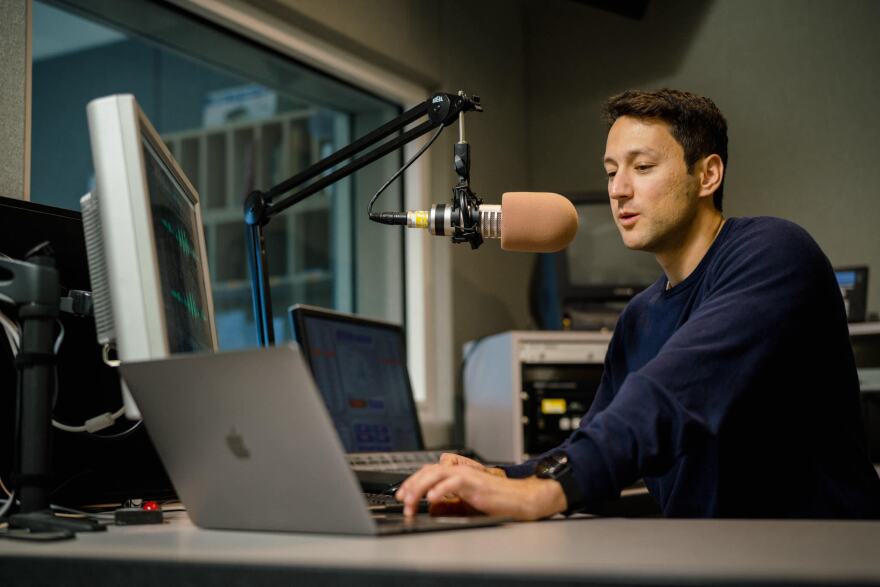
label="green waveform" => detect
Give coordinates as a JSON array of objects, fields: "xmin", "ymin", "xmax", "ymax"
[
  {"xmin": 170, "ymin": 289, "xmax": 207, "ymax": 321},
  {"xmin": 161, "ymin": 218, "xmax": 200, "ymax": 264}
]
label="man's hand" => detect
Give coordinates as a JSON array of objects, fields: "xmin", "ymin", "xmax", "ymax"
[
  {"xmin": 395, "ymin": 459, "xmax": 567, "ymax": 521},
  {"xmin": 436, "ymin": 452, "xmax": 505, "ymax": 476}
]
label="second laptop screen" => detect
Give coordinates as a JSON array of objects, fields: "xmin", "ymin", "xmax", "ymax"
[{"xmin": 300, "ymin": 315, "xmax": 422, "ymax": 452}]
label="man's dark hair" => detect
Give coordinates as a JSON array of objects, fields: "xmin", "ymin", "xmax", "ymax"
[{"xmin": 604, "ymin": 89, "xmax": 728, "ymax": 212}]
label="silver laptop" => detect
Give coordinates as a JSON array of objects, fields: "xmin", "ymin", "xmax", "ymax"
[
  {"xmin": 119, "ymin": 344, "xmax": 508, "ymax": 536},
  {"xmin": 289, "ymin": 304, "xmax": 481, "ymax": 477}
]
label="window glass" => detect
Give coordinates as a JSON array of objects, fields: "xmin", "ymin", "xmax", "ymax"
[{"xmin": 31, "ymin": 0, "xmax": 404, "ymax": 347}]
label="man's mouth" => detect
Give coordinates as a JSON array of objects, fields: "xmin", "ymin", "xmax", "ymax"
[{"xmin": 618, "ymin": 211, "xmax": 639, "ymax": 227}]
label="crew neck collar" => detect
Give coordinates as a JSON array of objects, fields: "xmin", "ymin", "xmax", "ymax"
[{"xmin": 662, "ymin": 217, "xmax": 733, "ymax": 296}]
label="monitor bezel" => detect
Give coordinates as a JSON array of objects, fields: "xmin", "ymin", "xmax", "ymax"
[
  {"xmin": 86, "ymin": 94, "xmax": 218, "ymax": 362},
  {"xmin": 289, "ymin": 303, "xmax": 426, "ymax": 452}
]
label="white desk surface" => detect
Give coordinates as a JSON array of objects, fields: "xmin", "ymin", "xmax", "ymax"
[{"xmin": 3, "ymin": 512, "xmax": 880, "ymax": 585}]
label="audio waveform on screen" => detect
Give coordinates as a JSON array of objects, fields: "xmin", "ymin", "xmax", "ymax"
[
  {"xmin": 161, "ymin": 218, "xmax": 200, "ymax": 263},
  {"xmin": 170, "ymin": 289, "xmax": 207, "ymax": 321}
]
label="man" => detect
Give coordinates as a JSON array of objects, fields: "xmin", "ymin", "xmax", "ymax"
[{"xmin": 397, "ymin": 89, "xmax": 880, "ymax": 519}]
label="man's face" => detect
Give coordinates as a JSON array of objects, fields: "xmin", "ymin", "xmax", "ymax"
[{"xmin": 602, "ymin": 116, "xmax": 701, "ymax": 253}]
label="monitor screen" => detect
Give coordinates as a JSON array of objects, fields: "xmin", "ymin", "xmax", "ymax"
[
  {"xmin": 293, "ymin": 308, "xmax": 422, "ymax": 453},
  {"xmin": 566, "ymin": 201, "xmax": 660, "ymax": 288},
  {"xmin": 834, "ymin": 266, "xmax": 868, "ymax": 322},
  {"xmin": 84, "ymin": 94, "xmax": 217, "ymax": 419},
  {"xmin": 837, "ymin": 270, "xmax": 858, "ymax": 289},
  {"xmin": 141, "ymin": 133, "xmax": 214, "ymax": 353}
]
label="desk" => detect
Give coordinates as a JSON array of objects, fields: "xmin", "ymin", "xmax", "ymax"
[{"xmin": 2, "ymin": 513, "xmax": 880, "ymax": 586}]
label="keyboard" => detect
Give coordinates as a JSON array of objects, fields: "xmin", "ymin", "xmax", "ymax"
[
  {"xmin": 364, "ymin": 492, "xmax": 429, "ymax": 513},
  {"xmin": 364, "ymin": 492, "xmax": 399, "ymax": 507},
  {"xmin": 347, "ymin": 449, "xmax": 475, "ymax": 475}
]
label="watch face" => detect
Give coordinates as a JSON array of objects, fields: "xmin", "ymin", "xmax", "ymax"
[{"xmin": 536, "ymin": 452, "xmax": 570, "ymax": 479}]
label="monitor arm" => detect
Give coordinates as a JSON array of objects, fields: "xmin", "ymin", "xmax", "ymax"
[
  {"xmin": 0, "ymin": 244, "xmax": 102, "ymax": 537},
  {"xmin": 243, "ymin": 91, "xmax": 482, "ymax": 346}
]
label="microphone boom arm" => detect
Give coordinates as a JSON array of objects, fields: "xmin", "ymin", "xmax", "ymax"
[{"xmin": 244, "ymin": 91, "xmax": 482, "ymax": 346}]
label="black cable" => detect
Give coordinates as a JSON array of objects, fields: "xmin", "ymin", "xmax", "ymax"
[{"xmin": 368, "ymin": 125, "xmax": 445, "ymax": 221}]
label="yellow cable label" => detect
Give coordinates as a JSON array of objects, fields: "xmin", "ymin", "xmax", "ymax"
[{"xmin": 409, "ymin": 211, "xmax": 430, "ymax": 229}]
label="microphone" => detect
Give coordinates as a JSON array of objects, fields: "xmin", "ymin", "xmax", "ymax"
[{"xmin": 375, "ymin": 192, "xmax": 579, "ymax": 253}]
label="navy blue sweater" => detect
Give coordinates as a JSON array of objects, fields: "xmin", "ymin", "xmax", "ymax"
[{"xmin": 506, "ymin": 217, "xmax": 880, "ymax": 518}]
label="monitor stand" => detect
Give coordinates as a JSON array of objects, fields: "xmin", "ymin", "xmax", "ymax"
[
  {"xmin": 8, "ymin": 511, "xmax": 104, "ymax": 538},
  {"xmin": 1, "ymin": 249, "xmax": 106, "ymax": 539}
]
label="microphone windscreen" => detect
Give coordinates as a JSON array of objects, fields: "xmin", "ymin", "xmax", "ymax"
[{"xmin": 500, "ymin": 192, "xmax": 579, "ymax": 253}]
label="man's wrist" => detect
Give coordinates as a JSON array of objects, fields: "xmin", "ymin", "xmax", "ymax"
[
  {"xmin": 534, "ymin": 452, "xmax": 585, "ymax": 514},
  {"xmin": 526, "ymin": 477, "xmax": 568, "ymax": 519}
]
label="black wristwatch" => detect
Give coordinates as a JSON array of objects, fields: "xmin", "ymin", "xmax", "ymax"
[{"xmin": 535, "ymin": 452, "xmax": 584, "ymax": 513}]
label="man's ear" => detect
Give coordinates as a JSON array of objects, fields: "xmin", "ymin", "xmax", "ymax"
[{"xmin": 697, "ymin": 154, "xmax": 724, "ymax": 199}]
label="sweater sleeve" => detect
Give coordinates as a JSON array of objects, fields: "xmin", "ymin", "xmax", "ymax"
[{"xmin": 561, "ymin": 220, "xmax": 837, "ymax": 503}]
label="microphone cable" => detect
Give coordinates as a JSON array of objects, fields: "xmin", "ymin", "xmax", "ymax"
[{"xmin": 368, "ymin": 125, "xmax": 445, "ymax": 225}]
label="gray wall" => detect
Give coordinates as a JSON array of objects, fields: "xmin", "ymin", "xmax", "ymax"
[
  {"xmin": 0, "ymin": 0, "xmax": 30, "ymax": 200},
  {"xmin": 525, "ymin": 0, "xmax": 880, "ymax": 317}
]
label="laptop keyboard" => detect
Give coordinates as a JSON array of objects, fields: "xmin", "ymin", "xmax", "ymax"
[
  {"xmin": 348, "ymin": 449, "xmax": 474, "ymax": 475},
  {"xmin": 364, "ymin": 492, "xmax": 429, "ymax": 513}
]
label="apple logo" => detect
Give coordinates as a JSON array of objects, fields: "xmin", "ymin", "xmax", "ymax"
[{"xmin": 226, "ymin": 427, "xmax": 251, "ymax": 459}]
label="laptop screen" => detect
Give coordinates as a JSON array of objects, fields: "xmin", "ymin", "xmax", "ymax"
[{"xmin": 290, "ymin": 306, "xmax": 424, "ymax": 453}]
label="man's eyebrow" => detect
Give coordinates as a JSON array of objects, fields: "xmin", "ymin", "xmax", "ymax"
[{"xmin": 603, "ymin": 148, "xmax": 661, "ymax": 165}]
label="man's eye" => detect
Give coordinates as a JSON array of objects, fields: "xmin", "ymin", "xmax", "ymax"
[
  {"xmin": 606, "ymin": 171, "xmax": 616, "ymax": 179},
  {"xmin": 635, "ymin": 164, "xmax": 654, "ymax": 172}
]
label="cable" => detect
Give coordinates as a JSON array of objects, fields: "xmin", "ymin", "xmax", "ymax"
[
  {"xmin": 368, "ymin": 124, "xmax": 444, "ymax": 220},
  {"xmin": 0, "ymin": 310, "xmax": 20, "ymax": 354},
  {"xmin": 1, "ymin": 253, "xmax": 22, "ymax": 353},
  {"xmin": 52, "ymin": 406, "xmax": 125, "ymax": 434},
  {"xmin": 49, "ymin": 504, "xmax": 114, "ymax": 521},
  {"xmin": 0, "ymin": 474, "xmax": 11, "ymax": 498},
  {"xmin": 0, "ymin": 492, "xmax": 15, "ymax": 519},
  {"xmin": 90, "ymin": 418, "xmax": 143, "ymax": 439},
  {"xmin": 0, "ymin": 305, "xmax": 127, "ymax": 435},
  {"xmin": 53, "ymin": 320, "xmax": 64, "ymax": 354}
]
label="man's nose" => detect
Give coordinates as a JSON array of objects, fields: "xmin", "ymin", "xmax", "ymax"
[{"xmin": 609, "ymin": 170, "xmax": 632, "ymax": 200}]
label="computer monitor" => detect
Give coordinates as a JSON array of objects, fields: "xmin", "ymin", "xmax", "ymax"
[
  {"xmin": 834, "ymin": 266, "xmax": 868, "ymax": 323},
  {"xmin": 531, "ymin": 194, "xmax": 659, "ymax": 330},
  {"xmin": 289, "ymin": 305, "xmax": 423, "ymax": 453},
  {"xmin": 81, "ymin": 94, "xmax": 218, "ymax": 419}
]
